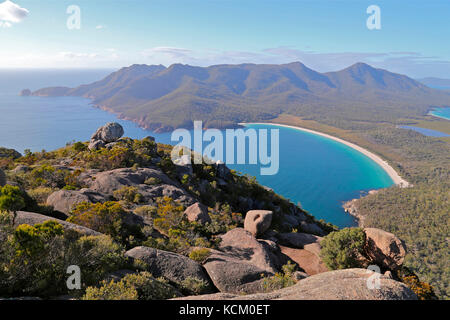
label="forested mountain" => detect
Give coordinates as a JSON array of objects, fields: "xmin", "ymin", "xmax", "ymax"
[{"xmin": 33, "ymin": 62, "xmax": 450, "ymax": 132}]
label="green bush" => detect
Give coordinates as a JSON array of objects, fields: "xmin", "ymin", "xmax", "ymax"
[
  {"xmin": 319, "ymin": 227, "xmax": 367, "ymax": 270},
  {"xmin": 180, "ymin": 276, "xmax": 210, "ymax": 295},
  {"xmin": 0, "ymin": 184, "xmax": 26, "ymax": 213},
  {"xmin": 113, "ymin": 186, "xmax": 143, "ymax": 204},
  {"xmin": 27, "ymin": 187, "xmax": 55, "ymax": 204},
  {"xmin": 68, "ymin": 201, "xmax": 132, "ymax": 241},
  {"xmin": 144, "ymin": 177, "xmax": 162, "ymax": 185},
  {"xmin": 83, "ymin": 280, "xmax": 138, "ymax": 300},
  {"xmin": 262, "ymin": 261, "xmax": 297, "ymax": 292},
  {"xmin": 0, "ymin": 220, "xmax": 126, "ymax": 297},
  {"xmin": 83, "ymin": 272, "xmax": 180, "ymax": 300},
  {"xmin": 188, "ymin": 248, "xmax": 211, "ymax": 264}
]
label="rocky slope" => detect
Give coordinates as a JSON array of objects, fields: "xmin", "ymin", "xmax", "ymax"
[{"xmin": 0, "ymin": 123, "xmax": 425, "ymax": 300}]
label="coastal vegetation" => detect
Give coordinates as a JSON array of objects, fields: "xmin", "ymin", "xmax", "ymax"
[{"xmin": 271, "ymin": 114, "xmax": 449, "ymax": 299}]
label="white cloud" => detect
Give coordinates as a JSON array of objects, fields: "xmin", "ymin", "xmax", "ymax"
[
  {"xmin": 0, "ymin": 0, "xmax": 29, "ymax": 27},
  {"xmin": 96, "ymin": 25, "xmax": 105, "ymax": 29},
  {"xmin": 0, "ymin": 20, "xmax": 11, "ymax": 28},
  {"xmin": 58, "ymin": 52, "xmax": 100, "ymax": 59}
]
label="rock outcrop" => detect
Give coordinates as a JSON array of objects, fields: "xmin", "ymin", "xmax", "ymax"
[
  {"xmin": 244, "ymin": 210, "xmax": 273, "ymax": 237},
  {"xmin": 279, "ymin": 245, "xmax": 328, "ymax": 275},
  {"xmin": 84, "ymin": 167, "xmax": 195, "ymax": 206},
  {"xmin": 184, "ymin": 202, "xmax": 211, "ymax": 224},
  {"xmin": 202, "ymin": 228, "xmax": 291, "ymax": 294},
  {"xmin": 91, "ymin": 122, "xmax": 124, "ymax": 143},
  {"xmin": 174, "ymin": 269, "xmax": 417, "ymax": 300},
  {"xmin": 14, "ymin": 211, "xmax": 101, "ymax": 236},
  {"xmin": 46, "ymin": 189, "xmax": 105, "ymax": 215},
  {"xmin": 124, "ymin": 246, "xmax": 214, "ymax": 291},
  {"xmin": 89, "ymin": 122, "xmax": 124, "ymax": 150},
  {"xmin": 364, "ymin": 228, "xmax": 407, "ymax": 270}
]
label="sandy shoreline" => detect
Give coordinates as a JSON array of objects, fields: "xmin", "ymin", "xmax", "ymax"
[{"xmin": 239, "ymin": 122, "xmax": 410, "ymax": 188}]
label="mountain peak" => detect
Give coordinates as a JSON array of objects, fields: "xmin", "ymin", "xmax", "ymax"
[{"xmin": 345, "ymin": 62, "xmax": 377, "ymax": 72}]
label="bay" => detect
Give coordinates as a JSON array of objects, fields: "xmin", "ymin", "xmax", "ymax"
[{"xmin": 0, "ymin": 70, "xmax": 396, "ymax": 227}]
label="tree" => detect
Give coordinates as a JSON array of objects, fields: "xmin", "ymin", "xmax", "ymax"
[
  {"xmin": 0, "ymin": 185, "xmax": 26, "ymax": 224},
  {"xmin": 319, "ymin": 227, "xmax": 367, "ymax": 270}
]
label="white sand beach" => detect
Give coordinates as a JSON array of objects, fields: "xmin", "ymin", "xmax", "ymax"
[{"xmin": 239, "ymin": 122, "xmax": 410, "ymax": 188}]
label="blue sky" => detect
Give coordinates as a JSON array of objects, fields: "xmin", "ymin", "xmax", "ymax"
[{"xmin": 0, "ymin": 0, "xmax": 449, "ymax": 78}]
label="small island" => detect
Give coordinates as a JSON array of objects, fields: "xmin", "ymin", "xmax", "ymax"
[{"xmin": 19, "ymin": 89, "xmax": 32, "ymax": 96}]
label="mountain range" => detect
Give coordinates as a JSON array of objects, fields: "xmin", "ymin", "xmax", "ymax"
[{"xmin": 32, "ymin": 62, "xmax": 450, "ymax": 131}]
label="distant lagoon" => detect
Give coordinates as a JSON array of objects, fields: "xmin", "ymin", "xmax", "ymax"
[
  {"xmin": 398, "ymin": 125, "xmax": 450, "ymax": 137},
  {"xmin": 0, "ymin": 70, "xmax": 396, "ymax": 228}
]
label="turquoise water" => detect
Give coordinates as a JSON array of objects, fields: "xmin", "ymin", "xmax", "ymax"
[
  {"xmin": 398, "ymin": 125, "xmax": 450, "ymax": 137},
  {"xmin": 228, "ymin": 124, "xmax": 394, "ymax": 227},
  {"xmin": 430, "ymin": 107, "xmax": 450, "ymax": 120},
  {"xmin": 0, "ymin": 70, "xmax": 396, "ymax": 228}
]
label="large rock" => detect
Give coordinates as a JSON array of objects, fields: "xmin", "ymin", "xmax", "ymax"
[
  {"xmin": 219, "ymin": 228, "xmax": 285, "ymax": 272},
  {"xmin": 14, "ymin": 211, "xmax": 101, "ymax": 236},
  {"xmin": 184, "ymin": 202, "xmax": 211, "ymax": 224},
  {"xmin": 202, "ymin": 228, "xmax": 291, "ymax": 294},
  {"xmin": 279, "ymin": 245, "xmax": 328, "ymax": 276},
  {"xmin": 364, "ymin": 228, "xmax": 407, "ymax": 270},
  {"xmin": 277, "ymin": 232, "xmax": 323, "ymax": 249},
  {"xmin": 244, "ymin": 210, "xmax": 273, "ymax": 237},
  {"xmin": 124, "ymin": 246, "xmax": 213, "ymax": 291},
  {"xmin": 88, "ymin": 140, "xmax": 105, "ymax": 151},
  {"xmin": 46, "ymin": 189, "xmax": 105, "ymax": 215},
  {"xmin": 203, "ymin": 252, "xmax": 270, "ymax": 294},
  {"xmin": 0, "ymin": 168, "xmax": 5, "ymax": 186},
  {"xmin": 174, "ymin": 269, "xmax": 417, "ymax": 300},
  {"xmin": 85, "ymin": 167, "xmax": 195, "ymax": 205},
  {"xmin": 91, "ymin": 122, "xmax": 124, "ymax": 143}
]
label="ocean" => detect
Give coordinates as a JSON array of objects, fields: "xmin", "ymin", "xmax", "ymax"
[{"xmin": 0, "ymin": 69, "xmax": 395, "ymax": 228}]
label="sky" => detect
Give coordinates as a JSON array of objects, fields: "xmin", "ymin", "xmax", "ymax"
[{"xmin": 0, "ymin": 0, "xmax": 449, "ymax": 78}]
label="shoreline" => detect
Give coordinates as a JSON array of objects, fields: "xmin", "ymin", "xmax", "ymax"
[
  {"xmin": 239, "ymin": 122, "xmax": 410, "ymax": 188},
  {"xmin": 429, "ymin": 112, "xmax": 450, "ymax": 121}
]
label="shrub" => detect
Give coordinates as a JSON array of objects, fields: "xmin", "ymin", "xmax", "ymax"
[
  {"xmin": 68, "ymin": 201, "xmax": 144, "ymax": 246},
  {"xmin": 27, "ymin": 187, "xmax": 55, "ymax": 204},
  {"xmin": 72, "ymin": 142, "xmax": 87, "ymax": 153},
  {"xmin": 144, "ymin": 177, "xmax": 162, "ymax": 185},
  {"xmin": 68, "ymin": 201, "xmax": 126, "ymax": 239},
  {"xmin": 402, "ymin": 275, "xmax": 437, "ymax": 300},
  {"xmin": 13, "ymin": 220, "xmax": 64, "ymax": 257},
  {"xmin": 113, "ymin": 186, "xmax": 143, "ymax": 204},
  {"xmin": 153, "ymin": 196, "xmax": 185, "ymax": 235},
  {"xmin": 188, "ymin": 248, "xmax": 211, "ymax": 263},
  {"xmin": 83, "ymin": 272, "xmax": 180, "ymax": 300},
  {"xmin": 0, "ymin": 219, "xmax": 126, "ymax": 297},
  {"xmin": 0, "ymin": 184, "xmax": 26, "ymax": 213},
  {"xmin": 319, "ymin": 227, "xmax": 367, "ymax": 270},
  {"xmin": 180, "ymin": 276, "xmax": 210, "ymax": 295},
  {"xmin": 262, "ymin": 261, "xmax": 297, "ymax": 292},
  {"xmin": 28, "ymin": 165, "xmax": 68, "ymax": 189},
  {"xmin": 67, "ymin": 235, "xmax": 127, "ymax": 286},
  {"xmin": 63, "ymin": 169, "xmax": 84, "ymax": 190},
  {"xmin": 83, "ymin": 280, "xmax": 138, "ymax": 300}
]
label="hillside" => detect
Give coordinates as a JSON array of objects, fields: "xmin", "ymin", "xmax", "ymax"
[
  {"xmin": 32, "ymin": 62, "xmax": 450, "ymax": 132},
  {"xmin": 0, "ymin": 123, "xmax": 431, "ymax": 300}
]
